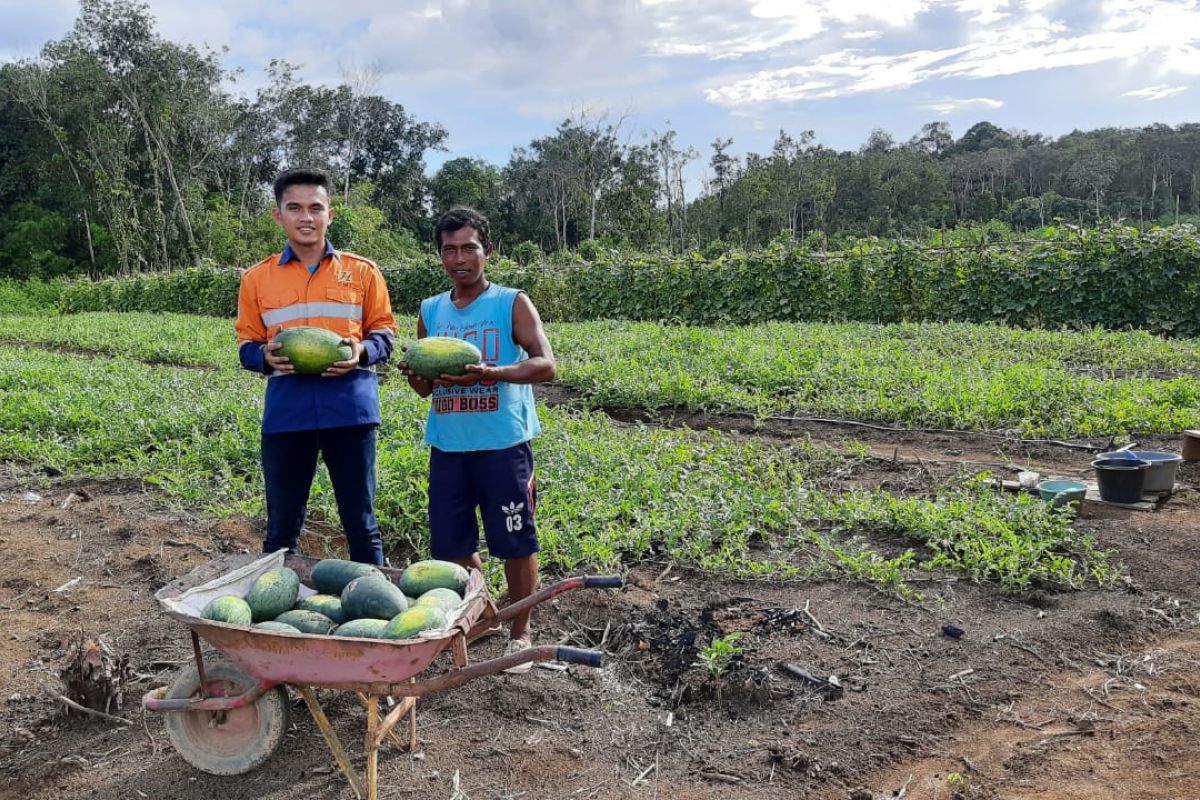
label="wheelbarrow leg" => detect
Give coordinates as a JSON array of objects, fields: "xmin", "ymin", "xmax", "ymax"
[
  {"xmin": 299, "ymin": 686, "xmax": 365, "ymax": 800},
  {"xmin": 357, "ymin": 691, "xmax": 416, "ymax": 752},
  {"xmin": 365, "ymin": 694, "xmax": 379, "ymax": 800}
]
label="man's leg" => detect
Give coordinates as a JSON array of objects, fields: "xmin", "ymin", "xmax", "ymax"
[
  {"xmin": 321, "ymin": 425, "xmax": 385, "ymax": 566},
  {"xmin": 261, "ymin": 430, "xmax": 319, "ymax": 554},
  {"xmin": 503, "ymin": 553, "xmax": 538, "ymax": 641},
  {"xmin": 474, "ymin": 442, "xmax": 539, "ymax": 642},
  {"xmin": 428, "ymin": 447, "xmax": 481, "ymax": 564}
]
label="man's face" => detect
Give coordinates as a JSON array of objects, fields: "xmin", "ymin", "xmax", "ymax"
[
  {"xmin": 273, "ymin": 184, "xmax": 333, "ymax": 249},
  {"xmin": 438, "ymin": 226, "xmax": 489, "ymax": 289}
]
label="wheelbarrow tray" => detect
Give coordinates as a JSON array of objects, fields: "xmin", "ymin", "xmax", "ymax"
[{"xmin": 155, "ymin": 552, "xmax": 487, "ymax": 689}]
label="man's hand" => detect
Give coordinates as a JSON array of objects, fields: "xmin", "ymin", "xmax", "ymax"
[
  {"xmin": 263, "ymin": 341, "xmax": 294, "ymax": 374},
  {"xmin": 323, "ymin": 338, "xmax": 364, "ymax": 377},
  {"xmin": 434, "ymin": 363, "xmax": 498, "ymax": 387}
]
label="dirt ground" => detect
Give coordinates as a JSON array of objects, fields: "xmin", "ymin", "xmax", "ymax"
[{"xmin": 1, "ymin": 411, "xmax": 1198, "ymax": 800}]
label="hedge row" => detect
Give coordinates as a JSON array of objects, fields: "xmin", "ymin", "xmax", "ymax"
[{"xmin": 56, "ymin": 224, "xmax": 1200, "ymax": 336}]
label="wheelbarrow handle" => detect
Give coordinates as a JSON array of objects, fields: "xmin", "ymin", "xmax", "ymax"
[
  {"xmin": 583, "ymin": 575, "xmax": 623, "ymax": 589},
  {"xmin": 473, "ymin": 574, "xmax": 624, "ymax": 637},
  {"xmin": 556, "ymin": 646, "xmax": 604, "ymax": 668}
]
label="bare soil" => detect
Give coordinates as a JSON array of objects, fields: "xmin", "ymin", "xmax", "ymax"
[{"xmin": 2, "ymin": 409, "xmax": 1198, "ymax": 800}]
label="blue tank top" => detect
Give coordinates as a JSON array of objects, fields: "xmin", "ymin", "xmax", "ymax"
[{"xmin": 420, "ymin": 284, "xmax": 542, "ymax": 452}]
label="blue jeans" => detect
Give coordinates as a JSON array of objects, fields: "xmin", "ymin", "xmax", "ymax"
[{"xmin": 261, "ymin": 424, "xmax": 384, "ymax": 565}]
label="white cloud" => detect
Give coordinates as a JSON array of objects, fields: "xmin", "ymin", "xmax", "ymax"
[
  {"xmin": 1123, "ymin": 85, "xmax": 1189, "ymax": 100},
  {"xmin": 919, "ymin": 96, "xmax": 1004, "ymax": 115},
  {"xmin": 844, "ymin": 30, "xmax": 884, "ymax": 40},
  {"xmin": 705, "ymin": 0, "xmax": 1200, "ymax": 106},
  {"xmin": 706, "ymin": 45, "xmax": 969, "ymax": 104},
  {"xmin": 643, "ymin": 0, "xmax": 930, "ymax": 59}
]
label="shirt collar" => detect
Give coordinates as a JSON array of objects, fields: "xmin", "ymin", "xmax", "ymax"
[{"xmin": 279, "ymin": 239, "xmax": 337, "ymax": 265}]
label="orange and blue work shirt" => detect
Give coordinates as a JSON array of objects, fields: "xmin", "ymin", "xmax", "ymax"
[{"xmin": 236, "ymin": 240, "xmax": 396, "ymax": 434}]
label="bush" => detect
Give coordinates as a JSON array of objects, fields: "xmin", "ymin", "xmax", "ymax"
[
  {"xmin": 51, "ymin": 224, "xmax": 1200, "ymax": 337},
  {"xmin": 511, "ymin": 241, "xmax": 541, "ymax": 266},
  {"xmin": 0, "ymin": 278, "xmax": 67, "ymax": 313}
]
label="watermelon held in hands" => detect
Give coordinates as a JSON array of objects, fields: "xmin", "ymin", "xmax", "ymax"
[
  {"xmin": 404, "ymin": 337, "xmax": 482, "ymax": 380},
  {"xmin": 272, "ymin": 327, "xmax": 353, "ymax": 374}
]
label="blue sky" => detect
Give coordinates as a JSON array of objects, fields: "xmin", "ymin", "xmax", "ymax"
[{"xmin": 2, "ymin": 0, "xmax": 1199, "ymax": 185}]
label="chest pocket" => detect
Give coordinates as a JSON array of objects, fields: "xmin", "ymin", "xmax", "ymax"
[
  {"xmin": 326, "ymin": 287, "xmax": 363, "ymax": 305},
  {"xmin": 326, "ymin": 287, "xmax": 364, "ymax": 337},
  {"xmin": 260, "ymin": 291, "xmax": 300, "ymax": 332}
]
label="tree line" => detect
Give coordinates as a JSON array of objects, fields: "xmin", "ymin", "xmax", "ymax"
[{"xmin": 2, "ymin": 0, "xmax": 1199, "ymax": 279}]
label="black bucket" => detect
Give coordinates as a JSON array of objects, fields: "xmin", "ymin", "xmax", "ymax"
[{"xmin": 1090, "ymin": 458, "xmax": 1150, "ymax": 504}]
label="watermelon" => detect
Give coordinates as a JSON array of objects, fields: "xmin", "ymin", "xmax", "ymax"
[
  {"xmin": 245, "ymin": 566, "xmax": 300, "ymax": 622},
  {"xmin": 201, "ymin": 595, "xmax": 252, "ymax": 626},
  {"xmin": 310, "ymin": 558, "xmax": 385, "ymax": 595},
  {"xmin": 272, "ymin": 327, "xmax": 353, "ymax": 374},
  {"xmin": 404, "ymin": 337, "xmax": 482, "ymax": 380},
  {"xmin": 382, "ymin": 605, "xmax": 449, "ymax": 640},
  {"xmin": 296, "ymin": 594, "xmax": 347, "ymax": 624},
  {"xmin": 333, "ymin": 618, "xmax": 390, "ymax": 638},
  {"xmin": 273, "ymin": 609, "xmax": 337, "ymax": 635},
  {"xmin": 253, "ymin": 621, "xmax": 301, "ymax": 633},
  {"xmin": 341, "ymin": 575, "xmax": 409, "ymax": 621},
  {"xmin": 399, "ymin": 560, "xmax": 469, "ymax": 597},
  {"xmin": 415, "ymin": 587, "xmax": 463, "ymax": 611}
]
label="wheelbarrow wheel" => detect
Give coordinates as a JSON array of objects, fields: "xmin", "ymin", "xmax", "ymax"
[{"xmin": 163, "ymin": 651, "xmax": 290, "ymax": 776}]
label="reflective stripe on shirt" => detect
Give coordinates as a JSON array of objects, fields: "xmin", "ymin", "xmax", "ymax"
[{"xmin": 262, "ymin": 302, "xmax": 363, "ymax": 327}]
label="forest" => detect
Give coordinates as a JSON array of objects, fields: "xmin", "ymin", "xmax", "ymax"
[{"xmin": 2, "ymin": 0, "xmax": 1199, "ymax": 279}]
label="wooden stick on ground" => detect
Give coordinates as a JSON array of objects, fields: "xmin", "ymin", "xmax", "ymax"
[{"xmin": 53, "ymin": 693, "xmax": 131, "ymax": 726}]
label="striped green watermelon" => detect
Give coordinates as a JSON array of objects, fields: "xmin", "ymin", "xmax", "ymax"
[
  {"xmin": 382, "ymin": 605, "xmax": 449, "ymax": 640},
  {"xmin": 272, "ymin": 327, "xmax": 353, "ymax": 374},
  {"xmin": 333, "ymin": 618, "xmax": 390, "ymax": 638},
  {"xmin": 399, "ymin": 560, "xmax": 469, "ymax": 597},
  {"xmin": 404, "ymin": 337, "xmax": 482, "ymax": 380},
  {"xmin": 201, "ymin": 595, "xmax": 252, "ymax": 626},
  {"xmin": 245, "ymin": 566, "xmax": 300, "ymax": 622}
]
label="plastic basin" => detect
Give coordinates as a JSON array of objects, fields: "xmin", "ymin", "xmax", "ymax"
[
  {"xmin": 1036, "ymin": 480, "xmax": 1087, "ymax": 507},
  {"xmin": 1098, "ymin": 450, "xmax": 1181, "ymax": 493}
]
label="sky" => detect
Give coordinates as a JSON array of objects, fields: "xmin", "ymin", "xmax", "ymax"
[{"xmin": 2, "ymin": 0, "xmax": 1199, "ymax": 183}]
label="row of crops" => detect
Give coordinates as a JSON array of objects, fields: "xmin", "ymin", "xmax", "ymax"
[
  {"xmin": 4, "ymin": 313, "xmax": 1199, "ymax": 436},
  {"xmin": 6, "ymin": 312, "xmax": 1180, "ymax": 598}
]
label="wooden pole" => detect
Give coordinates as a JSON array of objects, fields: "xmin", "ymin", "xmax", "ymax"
[
  {"xmin": 365, "ymin": 694, "xmax": 379, "ymax": 800},
  {"xmin": 299, "ymin": 686, "xmax": 364, "ymax": 800}
]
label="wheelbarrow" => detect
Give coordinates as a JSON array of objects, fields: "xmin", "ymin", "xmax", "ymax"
[{"xmin": 143, "ymin": 552, "xmax": 621, "ymax": 800}]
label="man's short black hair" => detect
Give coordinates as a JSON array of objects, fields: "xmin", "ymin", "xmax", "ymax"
[
  {"xmin": 273, "ymin": 167, "xmax": 332, "ymax": 206},
  {"xmin": 434, "ymin": 206, "xmax": 491, "ymax": 250}
]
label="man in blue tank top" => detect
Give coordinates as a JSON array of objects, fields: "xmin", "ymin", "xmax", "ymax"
[{"xmin": 400, "ymin": 206, "xmax": 555, "ymax": 673}]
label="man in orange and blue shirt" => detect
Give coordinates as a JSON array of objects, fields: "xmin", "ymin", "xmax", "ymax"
[{"xmin": 236, "ymin": 167, "xmax": 396, "ymax": 565}]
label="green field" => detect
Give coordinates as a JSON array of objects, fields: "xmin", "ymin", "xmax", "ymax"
[
  {"xmin": 5, "ymin": 311, "xmax": 1191, "ymax": 596},
  {"xmin": 3, "ymin": 312, "xmax": 1199, "ymax": 435}
]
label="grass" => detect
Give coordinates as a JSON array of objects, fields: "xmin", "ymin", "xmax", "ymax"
[
  {"xmin": 551, "ymin": 320, "xmax": 1200, "ymax": 437},
  {"xmin": 0, "ymin": 334, "xmax": 1116, "ymax": 596},
  {"xmin": 0, "ymin": 314, "xmax": 1196, "ymax": 438}
]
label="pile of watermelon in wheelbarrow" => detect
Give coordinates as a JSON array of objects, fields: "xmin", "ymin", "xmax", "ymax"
[{"xmin": 143, "ymin": 551, "xmax": 621, "ymax": 800}]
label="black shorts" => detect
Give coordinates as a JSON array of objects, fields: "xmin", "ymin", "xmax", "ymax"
[{"xmin": 428, "ymin": 442, "xmax": 538, "ymax": 560}]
